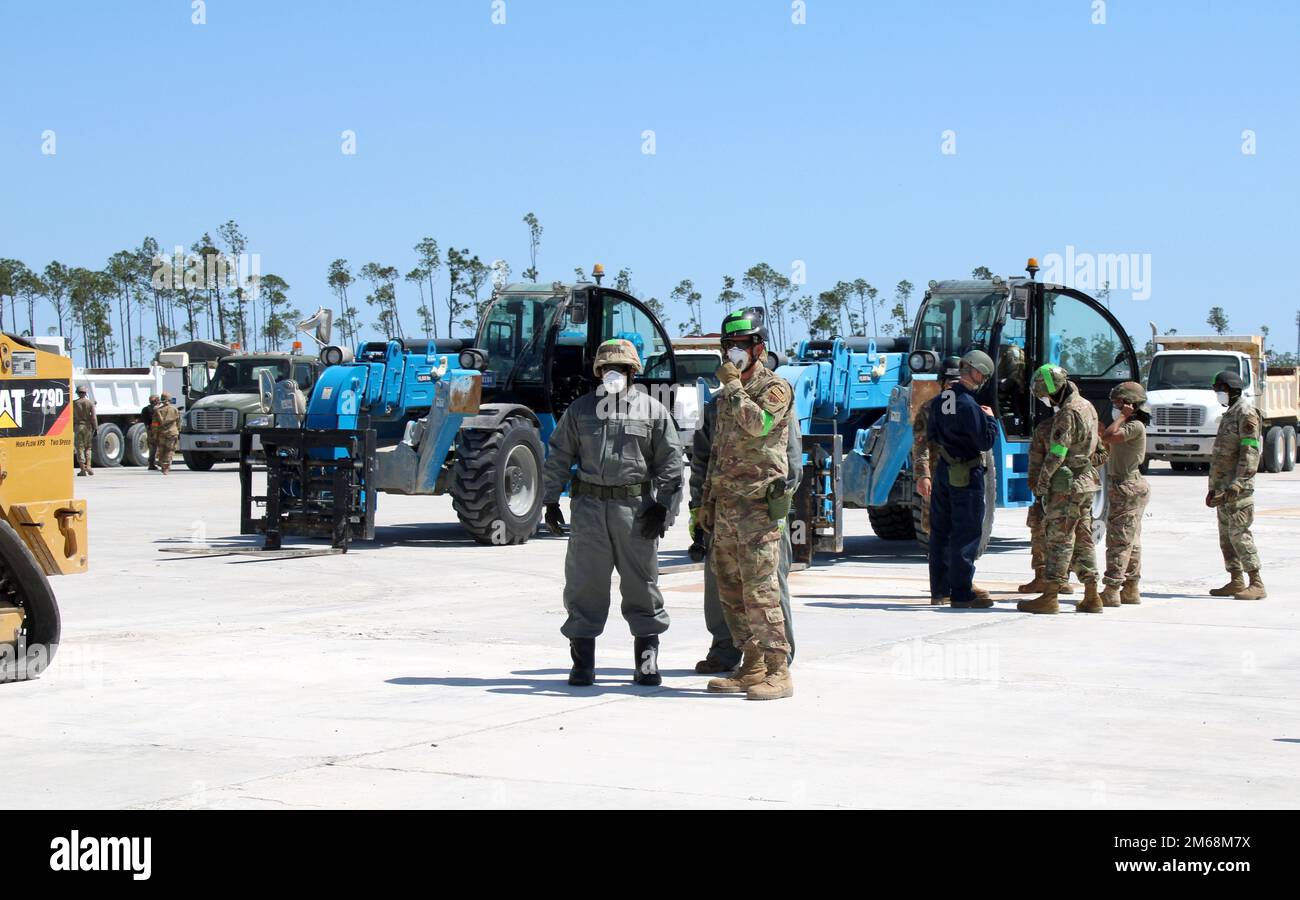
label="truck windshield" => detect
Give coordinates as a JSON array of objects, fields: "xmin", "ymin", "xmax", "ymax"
[
  {"xmin": 1148, "ymin": 354, "xmax": 1244, "ymax": 391},
  {"xmin": 206, "ymin": 359, "xmax": 290, "ymax": 394},
  {"xmin": 478, "ymin": 294, "xmax": 564, "ymax": 384},
  {"xmin": 913, "ymin": 292, "xmax": 1001, "ymax": 359},
  {"xmin": 675, "ymin": 353, "xmax": 721, "ymax": 386}
]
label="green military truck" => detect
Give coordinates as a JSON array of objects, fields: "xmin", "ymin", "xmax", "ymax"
[{"xmin": 180, "ymin": 350, "xmax": 323, "ymax": 470}]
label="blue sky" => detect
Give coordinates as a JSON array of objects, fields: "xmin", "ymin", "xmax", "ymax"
[{"xmin": 2, "ymin": 0, "xmax": 1298, "ymax": 351}]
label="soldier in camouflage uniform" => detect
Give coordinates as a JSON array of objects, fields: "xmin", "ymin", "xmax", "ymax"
[
  {"xmin": 154, "ymin": 392, "xmax": 182, "ymax": 475},
  {"xmin": 73, "ymin": 386, "xmax": 97, "ymax": 476},
  {"xmin": 1018, "ymin": 364, "xmax": 1103, "ymax": 614},
  {"xmin": 1018, "ymin": 413, "xmax": 1086, "ymax": 596},
  {"xmin": 690, "ymin": 388, "xmax": 800, "ymax": 673},
  {"xmin": 543, "ymin": 339, "xmax": 683, "ymax": 686},
  {"xmin": 1096, "ymin": 382, "xmax": 1151, "ymax": 606},
  {"xmin": 1206, "ymin": 370, "xmax": 1265, "ymax": 599},
  {"xmin": 700, "ymin": 310, "xmax": 795, "ymax": 701}
]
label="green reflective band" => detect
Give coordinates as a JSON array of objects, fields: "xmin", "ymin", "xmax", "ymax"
[
  {"xmin": 1037, "ymin": 364, "xmax": 1057, "ymax": 395},
  {"xmin": 1241, "ymin": 437, "xmax": 1260, "ymax": 448},
  {"xmin": 725, "ymin": 318, "xmax": 753, "ymax": 334},
  {"xmin": 760, "ymin": 410, "xmax": 775, "ymax": 436},
  {"xmin": 600, "ymin": 339, "xmax": 621, "ymax": 346},
  {"xmin": 1049, "ymin": 443, "xmax": 1068, "ymax": 457}
]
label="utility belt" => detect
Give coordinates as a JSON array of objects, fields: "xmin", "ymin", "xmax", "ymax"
[
  {"xmin": 571, "ymin": 480, "xmax": 648, "ymax": 501},
  {"xmin": 938, "ymin": 447, "xmax": 982, "ymax": 488}
]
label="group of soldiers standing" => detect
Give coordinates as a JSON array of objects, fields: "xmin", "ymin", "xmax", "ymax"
[
  {"xmin": 922, "ymin": 357, "xmax": 1267, "ymax": 612},
  {"xmin": 71, "ymin": 389, "xmax": 181, "ymax": 476},
  {"xmin": 542, "ymin": 309, "xmax": 797, "ymax": 701}
]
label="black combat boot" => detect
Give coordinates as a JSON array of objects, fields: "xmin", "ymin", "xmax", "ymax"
[
  {"xmin": 568, "ymin": 638, "xmax": 595, "ymax": 686},
  {"xmin": 633, "ymin": 635, "xmax": 661, "ymax": 686}
]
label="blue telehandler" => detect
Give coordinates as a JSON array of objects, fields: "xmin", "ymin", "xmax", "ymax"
[
  {"xmin": 239, "ymin": 271, "xmax": 681, "ymax": 549},
  {"xmin": 784, "ymin": 260, "xmax": 1142, "ymax": 560}
]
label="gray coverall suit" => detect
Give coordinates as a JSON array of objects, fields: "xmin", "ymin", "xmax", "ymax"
[
  {"xmin": 691, "ymin": 397, "xmax": 800, "ymax": 667},
  {"xmin": 544, "ymin": 387, "xmax": 683, "ymax": 638}
]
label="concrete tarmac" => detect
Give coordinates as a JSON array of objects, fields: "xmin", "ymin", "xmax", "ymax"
[{"xmin": 7, "ymin": 462, "xmax": 1298, "ymax": 808}]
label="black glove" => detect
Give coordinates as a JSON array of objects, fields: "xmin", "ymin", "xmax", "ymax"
[
  {"xmin": 639, "ymin": 503, "xmax": 668, "ymax": 540},
  {"xmin": 545, "ymin": 502, "xmax": 566, "ymax": 535}
]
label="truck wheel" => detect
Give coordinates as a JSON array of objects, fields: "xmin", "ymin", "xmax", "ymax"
[
  {"xmin": 868, "ymin": 503, "xmax": 916, "ymax": 541},
  {"xmin": 450, "ymin": 417, "xmax": 545, "ymax": 545},
  {"xmin": 125, "ymin": 423, "xmax": 150, "ymax": 467},
  {"xmin": 0, "ymin": 520, "xmax": 60, "ymax": 681},
  {"xmin": 1138, "ymin": 457, "xmax": 1150, "ymax": 475},
  {"xmin": 1283, "ymin": 426, "xmax": 1296, "ymax": 473},
  {"xmin": 1263, "ymin": 425, "xmax": 1284, "ymax": 473},
  {"xmin": 1091, "ymin": 468, "xmax": 1109, "ymax": 546},
  {"xmin": 92, "ymin": 422, "xmax": 125, "ymax": 468},
  {"xmin": 183, "ymin": 451, "xmax": 216, "ymax": 471}
]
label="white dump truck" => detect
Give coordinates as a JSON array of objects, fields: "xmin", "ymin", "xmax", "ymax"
[
  {"xmin": 28, "ymin": 336, "xmax": 214, "ymax": 467},
  {"xmin": 1145, "ymin": 334, "xmax": 1300, "ymax": 473}
]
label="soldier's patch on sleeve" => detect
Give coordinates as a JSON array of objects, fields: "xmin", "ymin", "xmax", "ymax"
[
  {"xmin": 1240, "ymin": 413, "xmax": 1260, "ymax": 436},
  {"xmin": 761, "ymin": 380, "xmax": 792, "ymax": 414}
]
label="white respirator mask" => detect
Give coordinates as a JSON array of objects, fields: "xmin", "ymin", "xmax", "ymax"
[
  {"xmin": 602, "ymin": 370, "xmax": 628, "ymax": 394},
  {"xmin": 1111, "ymin": 406, "xmax": 1124, "ymax": 421},
  {"xmin": 1215, "ymin": 390, "xmax": 1230, "ymax": 406},
  {"xmin": 726, "ymin": 346, "xmax": 750, "ymax": 369},
  {"xmin": 1038, "ymin": 395, "xmax": 1053, "ymax": 408}
]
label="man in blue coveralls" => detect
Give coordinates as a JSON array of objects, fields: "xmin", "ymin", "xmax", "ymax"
[{"xmin": 926, "ymin": 350, "xmax": 999, "ymax": 608}]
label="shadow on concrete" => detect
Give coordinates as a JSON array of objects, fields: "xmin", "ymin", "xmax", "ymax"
[
  {"xmin": 805, "ymin": 600, "xmax": 1025, "ymax": 614},
  {"xmin": 1274, "ymin": 738, "xmax": 1300, "ymax": 744},
  {"xmin": 386, "ymin": 671, "xmax": 712, "ymax": 698}
]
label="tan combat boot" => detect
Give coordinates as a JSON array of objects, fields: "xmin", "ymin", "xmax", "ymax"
[
  {"xmin": 930, "ymin": 596, "xmax": 950, "ymax": 606},
  {"xmin": 1017, "ymin": 586, "xmax": 1060, "ymax": 615},
  {"xmin": 1100, "ymin": 584, "xmax": 1121, "ymax": 607},
  {"xmin": 1076, "ymin": 579, "xmax": 1103, "ymax": 614},
  {"xmin": 746, "ymin": 650, "xmax": 793, "ymax": 701},
  {"xmin": 972, "ymin": 584, "xmax": 991, "ymax": 601},
  {"xmin": 1059, "ymin": 580, "xmax": 1075, "ymax": 595},
  {"xmin": 706, "ymin": 645, "xmax": 766, "ymax": 693},
  {"xmin": 1209, "ymin": 573, "xmax": 1246, "ymax": 596},
  {"xmin": 1018, "ymin": 569, "xmax": 1048, "ymax": 593},
  {"xmin": 1235, "ymin": 571, "xmax": 1267, "ymax": 600},
  {"xmin": 1121, "ymin": 580, "xmax": 1141, "ymax": 605}
]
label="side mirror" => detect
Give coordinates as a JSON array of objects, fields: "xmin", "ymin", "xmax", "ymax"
[
  {"xmin": 570, "ymin": 290, "xmax": 588, "ymax": 325},
  {"xmin": 258, "ymin": 369, "xmax": 276, "ymax": 414},
  {"xmin": 1010, "ymin": 286, "xmax": 1030, "ymax": 321}
]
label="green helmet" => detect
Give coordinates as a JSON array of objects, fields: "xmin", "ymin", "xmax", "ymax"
[
  {"xmin": 1031, "ymin": 363, "xmax": 1069, "ymax": 398},
  {"xmin": 960, "ymin": 349, "xmax": 995, "ymax": 378},
  {"xmin": 720, "ymin": 308, "xmax": 765, "ymax": 342},
  {"xmin": 592, "ymin": 338, "xmax": 642, "ymax": 376}
]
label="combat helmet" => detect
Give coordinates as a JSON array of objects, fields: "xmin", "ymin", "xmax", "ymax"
[
  {"xmin": 1110, "ymin": 381, "xmax": 1147, "ymax": 404},
  {"xmin": 720, "ymin": 308, "xmax": 767, "ymax": 343},
  {"xmin": 960, "ymin": 349, "xmax": 995, "ymax": 378},
  {"xmin": 592, "ymin": 338, "xmax": 642, "ymax": 376},
  {"xmin": 1031, "ymin": 363, "xmax": 1070, "ymax": 399}
]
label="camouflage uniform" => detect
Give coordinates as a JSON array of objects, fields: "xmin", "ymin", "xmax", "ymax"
[
  {"xmin": 1037, "ymin": 381, "xmax": 1100, "ymax": 587},
  {"xmin": 1021, "ymin": 415, "xmax": 1088, "ymax": 590},
  {"xmin": 911, "ymin": 400, "xmax": 938, "ymax": 534},
  {"xmin": 704, "ymin": 364, "xmax": 794, "ymax": 655},
  {"xmin": 1209, "ymin": 395, "xmax": 1261, "ymax": 577},
  {"xmin": 154, "ymin": 400, "xmax": 182, "ymax": 472},
  {"xmin": 73, "ymin": 393, "xmax": 97, "ymax": 473},
  {"xmin": 690, "ymin": 397, "xmax": 799, "ymax": 671},
  {"xmin": 1101, "ymin": 418, "xmax": 1149, "ymax": 589}
]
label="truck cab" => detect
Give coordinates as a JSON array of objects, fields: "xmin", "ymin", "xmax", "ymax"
[
  {"xmin": 1144, "ymin": 336, "xmax": 1261, "ymax": 469},
  {"xmin": 181, "ymin": 351, "xmax": 323, "ymax": 470}
]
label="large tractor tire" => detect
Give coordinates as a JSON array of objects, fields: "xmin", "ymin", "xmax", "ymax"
[
  {"xmin": 1091, "ymin": 467, "xmax": 1110, "ymax": 546},
  {"xmin": 93, "ymin": 422, "xmax": 125, "ymax": 468},
  {"xmin": 450, "ymin": 416, "xmax": 545, "ymax": 545},
  {"xmin": 183, "ymin": 450, "xmax": 216, "ymax": 471},
  {"xmin": 0, "ymin": 519, "xmax": 60, "ymax": 681},
  {"xmin": 909, "ymin": 458, "xmax": 997, "ymax": 558},
  {"xmin": 125, "ymin": 422, "xmax": 150, "ymax": 467},
  {"xmin": 867, "ymin": 503, "xmax": 915, "ymax": 541}
]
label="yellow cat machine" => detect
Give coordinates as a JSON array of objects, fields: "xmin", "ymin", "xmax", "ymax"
[{"xmin": 0, "ymin": 333, "xmax": 88, "ymax": 681}]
